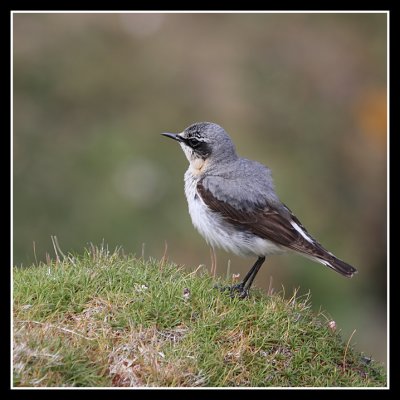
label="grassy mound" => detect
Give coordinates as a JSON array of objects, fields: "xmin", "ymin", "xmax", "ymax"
[{"xmin": 13, "ymin": 246, "xmax": 386, "ymax": 387}]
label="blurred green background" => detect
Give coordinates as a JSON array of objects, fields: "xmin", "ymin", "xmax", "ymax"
[{"xmin": 13, "ymin": 13, "xmax": 387, "ymax": 366}]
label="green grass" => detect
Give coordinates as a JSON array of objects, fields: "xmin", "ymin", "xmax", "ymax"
[{"xmin": 13, "ymin": 245, "xmax": 386, "ymax": 387}]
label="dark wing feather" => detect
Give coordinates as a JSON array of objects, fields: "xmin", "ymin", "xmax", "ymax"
[
  {"xmin": 197, "ymin": 180, "xmax": 357, "ymax": 277},
  {"xmin": 197, "ymin": 180, "xmax": 311, "ymax": 250}
]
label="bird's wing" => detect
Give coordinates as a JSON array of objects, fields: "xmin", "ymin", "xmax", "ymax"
[
  {"xmin": 196, "ymin": 177, "xmax": 357, "ymax": 279},
  {"xmin": 197, "ymin": 178, "xmax": 317, "ymax": 253}
]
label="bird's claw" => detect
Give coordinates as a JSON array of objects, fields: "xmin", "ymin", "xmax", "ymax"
[
  {"xmin": 229, "ymin": 283, "xmax": 249, "ymax": 299},
  {"xmin": 214, "ymin": 283, "xmax": 249, "ymax": 299},
  {"xmin": 213, "ymin": 283, "xmax": 231, "ymax": 292}
]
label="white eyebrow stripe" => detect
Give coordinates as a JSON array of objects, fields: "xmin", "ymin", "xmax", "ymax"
[{"xmin": 290, "ymin": 221, "xmax": 314, "ymax": 244}]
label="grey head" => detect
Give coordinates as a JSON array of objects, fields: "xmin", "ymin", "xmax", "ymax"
[{"xmin": 161, "ymin": 122, "xmax": 238, "ymax": 167}]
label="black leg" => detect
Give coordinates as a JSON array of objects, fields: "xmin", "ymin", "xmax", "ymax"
[
  {"xmin": 242, "ymin": 256, "xmax": 266, "ymax": 287},
  {"xmin": 242, "ymin": 256, "xmax": 265, "ymax": 294},
  {"xmin": 230, "ymin": 256, "xmax": 266, "ymax": 298}
]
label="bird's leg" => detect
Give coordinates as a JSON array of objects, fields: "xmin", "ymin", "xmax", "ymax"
[
  {"xmin": 240, "ymin": 256, "xmax": 266, "ymax": 296},
  {"xmin": 230, "ymin": 256, "xmax": 266, "ymax": 298}
]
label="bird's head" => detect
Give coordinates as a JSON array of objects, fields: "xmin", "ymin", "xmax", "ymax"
[{"xmin": 161, "ymin": 122, "xmax": 238, "ymax": 172}]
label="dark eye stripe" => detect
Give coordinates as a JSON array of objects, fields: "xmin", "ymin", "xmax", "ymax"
[
  {"xmin": 188, "ymin": 138, "xmax": 201, "ymax": 148},
  {"xmin": 188, "ymin": 140, "xmax": 211, "ymax": 158}
]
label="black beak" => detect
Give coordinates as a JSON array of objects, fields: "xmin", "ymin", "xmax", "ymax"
[{"xmin": 161, "ymin": 132, "xmax": 185, "ymax": 143}]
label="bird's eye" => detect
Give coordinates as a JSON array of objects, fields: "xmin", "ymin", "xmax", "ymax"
[{"xmin": 187, "ymin": 138, "xmax": 200, "ymax": 148}]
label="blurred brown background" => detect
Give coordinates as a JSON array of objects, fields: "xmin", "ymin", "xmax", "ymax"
[{"xmin": 13, "ymin": 12, "xmax": 387, "ymax": 366}]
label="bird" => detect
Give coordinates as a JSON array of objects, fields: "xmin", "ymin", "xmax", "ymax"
[{"xmin": 161, "ymin": 122, "xmax": 357, "ymax": 298}]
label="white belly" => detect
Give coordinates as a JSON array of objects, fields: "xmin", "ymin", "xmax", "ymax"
[{"xmin": 184, "ymin": 171, "xmax": 283, "ymax": 258}]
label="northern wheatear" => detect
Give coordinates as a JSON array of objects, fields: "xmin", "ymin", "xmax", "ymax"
[{"xmin": 162, "ymin": 122, "xmax": 357, "ymax": 298}]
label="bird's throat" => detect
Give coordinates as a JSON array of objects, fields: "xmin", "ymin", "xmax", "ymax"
[{"xmin": 190, "ymin": 158, "xmax": 206, "ymax": 176}]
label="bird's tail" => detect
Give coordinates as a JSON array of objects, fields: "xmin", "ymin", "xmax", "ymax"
[{"xmin": 315, "ymin": 254, "xmax": 357, "ymax": 278}]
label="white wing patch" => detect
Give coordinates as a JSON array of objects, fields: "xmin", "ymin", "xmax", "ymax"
[{"xmin": 290, "ymin": 221, "xmax": 314, "ymax": 244}]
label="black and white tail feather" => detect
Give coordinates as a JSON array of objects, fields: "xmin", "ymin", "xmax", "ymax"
[{"xmin": 284, "ymin": 208, "xmax": 357, "ymax": 277}]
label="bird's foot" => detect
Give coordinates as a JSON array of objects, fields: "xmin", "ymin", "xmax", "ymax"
[
  {"xmin": 229, "ymin": 283, "xmax": 249, "ymax": 299},
  {"xmin": 213, "ymin": 283, "xmax": 231, "ymax": 292},
  {"xmin": 213, "ymin": 283, "xmax": 249, "ymax": 299}
]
